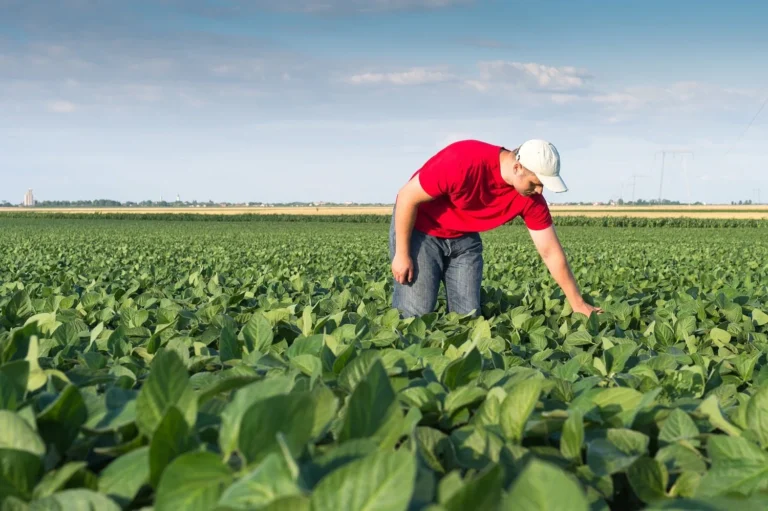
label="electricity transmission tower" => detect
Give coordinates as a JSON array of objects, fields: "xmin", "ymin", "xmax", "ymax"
[{"xmin": 655, "ymin": 151, "xmax": 694, "ymax": 204}]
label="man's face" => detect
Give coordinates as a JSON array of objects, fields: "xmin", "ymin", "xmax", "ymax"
[{"xmin": 514, "ymin": 164, "xmax": 544, "ymax": 196}]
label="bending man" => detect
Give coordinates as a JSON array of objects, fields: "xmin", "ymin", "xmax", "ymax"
[{"xmin": 389, "ymin": 139, "xmax": 601, "ymax": 318}]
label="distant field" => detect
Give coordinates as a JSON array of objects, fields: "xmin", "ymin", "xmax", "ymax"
[{"xmin": 2, "ymin": 205, "xmax": 767, "ymax": 219}]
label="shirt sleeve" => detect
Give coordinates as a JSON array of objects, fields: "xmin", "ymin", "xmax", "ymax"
[
  {"xmin": 521, "ymin": 194, "xmax": 553, "ymax": 230},
  {"xmin": 416, "ymin": 142, "xmax": 468, "ymax": 198}
]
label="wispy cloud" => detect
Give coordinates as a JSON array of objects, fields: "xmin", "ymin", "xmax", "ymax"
[
  {"xmin": 47, "ymin": 100, "xmax": 76, "ymax": 113},
  {"xmin": 473, "ymin": 61, "xmax": 593, "ymax": 93},
  {"xmin": 345, "ymin": 67, "xmax": 455, "ymax": 85}
]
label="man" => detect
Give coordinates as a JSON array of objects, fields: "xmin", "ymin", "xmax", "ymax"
[{"xmin": 389, "ymin": 138, "xmax": 601, "ymax": 318}]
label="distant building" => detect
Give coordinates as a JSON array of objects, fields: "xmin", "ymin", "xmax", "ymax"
[{"xmin": 23, "ymin": 189, "xmax": 35, "ymax": 207}]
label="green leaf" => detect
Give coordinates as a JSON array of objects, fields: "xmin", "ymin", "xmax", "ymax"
[
  {"xmin": 6, "ymin": 290, "xmax": 34, "ymax": 324},
  {"xmin": 32, "ymin": 462, "xmax": 87, "ymax": 499},
  {"xmin": 238, "ymin": 393, "xmax": 316, "ymax": 466},
  {"xmin": 149, "ymin": 407, "xmax": 197, "ymax": 487},
  {"xmin": 587, "ymin": 429, "xmax": 649, "ymax": 477},
  {"xmin": 442, "ymin": 349, "xmax": 482, "ymax": 390},
  {"xmin": 0, "ymin": 411, "xmax": 45, "ymax": 456},
  {"xmin": 0, "ymin": 449, "xmax": 42, "ymax": 503},
  {"xmin": 503, "ymin": 459, "xmax": 589, "ymax": 511},
  {"xmin": 500, "ymin": 378, "xmax": 542, "ymax": 443},
  {"xmin": 710, "ymin": 328, "xmax": 731, "ymax": 345},
  {"xmin": 29, "ymin": 489, "xmax": 121, "ymax": 511},
  {"xmin": 746, "ymin": 385, "xmax": 768, "ymax": 448},
  {"xmin": 219, "ymin": 375, "xmax": 295, "ymax": 459},
  {"xmin": 98, "ymin": 447, "xmax": 149, "ymax": 508},
  {"xmin": 0, "ymin": 361, "xmax": 29, "ymax": 411},
  {"xmin": 444, "ymin": 386, "xmax": 487, "ymax": 417},
  {"xmin": 340, "ymin": 360, "xmax": 402, "ymax": 447},
  {"xmin": 659, "ymin": 409, "xmax": 699, "ymax": 444},
  {"xmin": 654, "ymin": 321, "xmax": 675, "ymax": 347},
  {"xmin": 752, "ymin": 309, "xmax": 768, "ymax": 327},
  {"xmin": 442, "ymin": 464, "xmax": 502, "ymax": 511},
  {"xmin": 36, "ymin": 385, "xmax": 87, "ymax": 456},
  {"xmin": 310, "ymin": 449, "xmax": 416, "ymax": 511},
  {"xmin": 697, "ymin": 395, "xmax": 741, "ymax": 437},
  {"xmin": 561, "ymin": 410, "xmax": 584, "ymax": 463},
  {"xmin": 217, "ymin": 452, "xmax": 300, "ymax": 510},
  {"xmin": 565, "ymin": 331, "xmax": 593, "ymax": 348},
  {"xmin": 24, "ymin": 336, "xmax": 47, "ymax": 393},
  {"xmin": 219, "ymin": 322, "xmax": 241, "ymax": 362},
  {"xmin": 628, "ymin": 457, "xmax": 668, "ymax": 504},
  {"xmin": 135, "ymin": 349, "xmax": 197, "ymax": 438},
  {"xmin": 696, "ymin": 436, "xmax": 768, "ymax": 497},
  {"xmin": 309, "ymin": 385, "xmax": 339, "ymax": 440},
  {"xmin": 154, "ymin": 452, "xmax": 233, "ymax": 511},
  {"xmin": 338, "ymin": 351, "xmax": 380, "ymax": 393},
  {"xmin": 242, "ymin": 313, "xmax": 273, "ymax": 353}
]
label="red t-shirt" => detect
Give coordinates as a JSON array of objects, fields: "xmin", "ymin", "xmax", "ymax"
[{"xmin": 407, "ymin": 140, "xmax": 553, "ymax": 238}]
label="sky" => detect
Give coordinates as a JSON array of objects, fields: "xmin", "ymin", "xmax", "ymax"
[{"xmin": 1, "ymin": 0, "xmax": 767, "ymax": 205}]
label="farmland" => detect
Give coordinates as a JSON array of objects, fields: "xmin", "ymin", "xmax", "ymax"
[
  {"xmin": 2, "ymin": 204, "xmax": 768, "ymax": 220},
  {"xmin": 2, "ymin": 215, "xmax": 768, "ymax": 510}
]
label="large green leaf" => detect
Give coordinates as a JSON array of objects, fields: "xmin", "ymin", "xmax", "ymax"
[
  {"xmin": 441, "ymin": 464, "xmax": 503, "ymax": 511},
  {"xmin": 149, "ymin": 406, "xmax": 197, "ymax": 487},
  {"xmin": 0, "ymin": 361, "xmax": 29, "ymax": 411},
  {"xmin": 238, "ymin": 392, "xmax": 316, "ymax": 465},
  {"xmin": 500, "ymin": 378, "xmax": 542, "ymax": 443},
  {"xmin": 628, "ymin": 456, "xmax": 668, "ymax": 504},
  {"xmin": 36, "ymin": 385, "xmax": 88, "ymax": 456},
  {"xmin": 587, "ymin": 429, "xmax": 649, "ymax": 477},
  {"xmin": 659, "ymin": 409, "xmax": 699, "ymax": 444},
  {"xmin": 219, "ymin": 375, "xmax": 296, "ymax": 459},
  {"xmin": 135, "ymin": 349, "xmax": 197, "ymax": 438},
  {"xmin": 746, "ymin": 385, "xmax": 768, "ymax": 447},
  {"xmin": 0, "ymin": 448, "xmax": 42, "ymax": 503},
  {"xmin": 217, "ymin": 451, "xmax": 300, "ymax": 510},
  {"xmin": 242, "ymin": 313, "xmax": 274, "ymax": 353},
  {"xmin": 0, "ymin": 411, "xmax": 45, "ymax": 456},
  {"xmin": 310, "ymin": 449, "xmax": 416, "ymax": 511},
  {"xmin": 97, "ymin": 447, "xmax": 149, "ymax": 507},
  {"xmin": 503, "ymin": 459, "xmax": 589, "ymax": 511},
  {"xmin": 340, "ymin": 360, "xmax": 402, "ymax": 448},
  {"xmin": 154, "ymin": 452, "xmax": 234, "ymax": 511},
  {"xmin": 696, "ymin": 436, "xmax": 768, "ymax": 497}
]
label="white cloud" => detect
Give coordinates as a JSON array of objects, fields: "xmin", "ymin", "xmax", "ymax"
[
  {"xmin": 473, "ymin": 61, "xmax": 592, "ymax": 93},
  {"xmin": 47, "ymin": 100, "xmax": 77, "ymax": 113},
  {"xmin": 346, "ymin": 67, "xmax": 455, "ymax": 86}
]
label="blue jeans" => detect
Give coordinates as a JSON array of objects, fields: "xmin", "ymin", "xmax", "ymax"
[{"xmin": 389, "ymin": 210, "xmax": 484, "ymax": 318}]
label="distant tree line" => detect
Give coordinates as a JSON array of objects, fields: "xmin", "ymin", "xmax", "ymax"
[{"xmin": 7, "ymin": 199, "xmax": 394, "ymax": 208}]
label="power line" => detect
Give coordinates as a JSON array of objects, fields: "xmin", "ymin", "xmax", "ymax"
[{"xmin": 723, "ymin": 87, "xmax": 768, "ymax": 158}]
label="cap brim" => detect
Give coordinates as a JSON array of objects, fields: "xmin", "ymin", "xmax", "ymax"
[{"xmin": 536, "ymin": 173, "xmax": 568, "ymax": 193}]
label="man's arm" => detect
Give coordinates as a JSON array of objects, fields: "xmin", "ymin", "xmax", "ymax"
[
  {"xmin": 391, "ymin": 176, "xmax": 435, "ymax": 284},
  {"xmin": 527, "ymin": 225, "xmax": 602, "ymax": 316}
]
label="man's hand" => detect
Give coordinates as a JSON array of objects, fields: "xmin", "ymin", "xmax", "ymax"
[
  {"xmin": 571, "ymin": 300, "xmax": 603, "ymax": 317},
  {"xmin": 528, "ymin": 226, "xmax": 604, "ymax": 316},
  {"xmin": 391, "ymin": 253, "xmax": 414, "ymax": 284}
]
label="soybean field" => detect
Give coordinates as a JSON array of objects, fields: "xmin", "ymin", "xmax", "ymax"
[{"xmin": 1, "ymin": 216, "xmax": 768, "ymax": 511}]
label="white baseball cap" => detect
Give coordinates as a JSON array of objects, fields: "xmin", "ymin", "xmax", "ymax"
[{"xmin": 516, "ymin": 139, "xmax": 567, "ymax": 193}]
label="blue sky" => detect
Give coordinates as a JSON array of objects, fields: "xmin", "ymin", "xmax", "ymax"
[{"xmin": 1, "ymin": 0, "xmax": 767, "ymax": 204}]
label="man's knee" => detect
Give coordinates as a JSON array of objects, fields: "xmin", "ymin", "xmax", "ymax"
[{"xmin": 393, "ymin": 285, "xmax": 436, "ymax": 318}]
